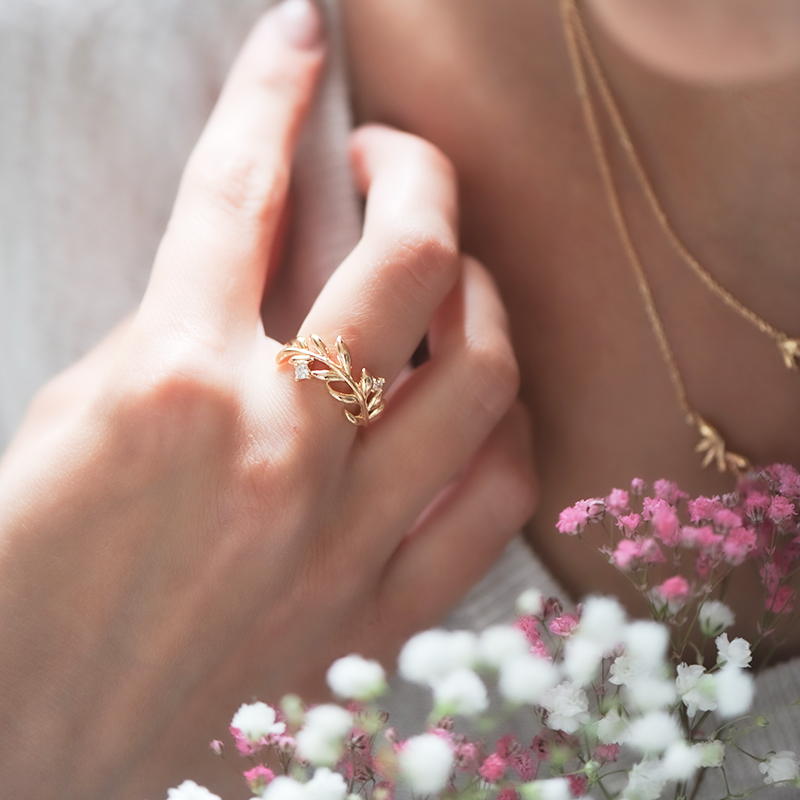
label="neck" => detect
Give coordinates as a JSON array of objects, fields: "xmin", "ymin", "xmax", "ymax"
[{"xmin": 581, "ymin": 4, "xmax": 800, "ymax": 331}]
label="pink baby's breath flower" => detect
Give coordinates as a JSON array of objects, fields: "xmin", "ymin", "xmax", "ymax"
[
  {"xmin": 651, "ymin": 500, "xmax": 681, "ymax": 546},
  {"xmin": 496, "ymin": 735, "xmax": 537, "ymax": 781},
  {"xmin": 455, "ymin": 741, "xmax": 480, "ymax": 771},
  {"xmin": 209, "ymin": 740, "xmax": 224, "ymax": 756},
  {"xmin": 695, "ymin": 525, "xmax": 724, "ymax": 553},
  {"xmin": 530, "ymin": 735, "xmax": 551, "ymax": 761},
  {"xmin": 639, "ymin": 538, "xmax": 666, "ymax": 564},
  {"xmin": 557, "ymin": 504, "xmax": 589, "ymax": 535},
  {"xmin": 549, "ymin": 613, "xmax": 579, "ymax": 638},
  {"xmin": 694, "ymin": 553, "xmax": 714, "ymax": 580},
  {"xmin": 641, "ymin": 496, "xmax": 658, "ymax": 521},
  {"xmin": 582, "ymin": 498, "xmax": 606, "ymax": 521},
  {"xmin": 773, "ymin": 464, "xmax": 800, "ymax": 499},
  {"xmin": 679, "ymin": 525, "xmax": 700, "ymax": 548},
  {"xmin": 478, "ymin": 752, "xmax": 507, "ymax": 782},
  {"xmin": 768, "ymin": 585, "xmax": 796, "ymax": 614},
  {"xmin": 594, "ymin": 743, "xmax": 620, "ymax": 763},
  {"xmin": 723, "ymin": 527, "xmax": 757, "ymax": 565},
  {"xmin": 544, "ymin": 597, "xmax": 564, "ymax": 617},
  {"xmin": 688, "ymin": 496, "xmax": 723, "ymax": 523},
  {"xmin": 657, "ymin": 575, "xmax": 690, "ymax": 604},
  {"xmin": 653, "ymin": 479, "xmax": 687, "ymax": 505},
  {"xmin": 514, "ymin": 615, "xmax": 540, "ymax": 645},
  {"xmin": 531, "ymin": 638, "xmax": 552, "ymax": 660},
  {"xmin": 769, "ymin": 495, "xmax": 796, "ymax": 524},
  {"xmin": 431, "ymin": 727, "xmax": 455, "ymax": 746},
  {"xmin": 745, "ymin": 491, "xmax": 771, "ymax": 522},
  {"xmin": 612, "ymin": 538, "xmax": 641, "ymax": 570},
  {"xmin": 244, "ymin": 766, "xmax": 275, "ymax": 795},
  {"xmin": 567, "ymin": 774, "xmax": 589, "ymax": 797},
  {"xmin": 496, "ymin": 789, "xmax": 519, "ymax": 800},
  {"xmin": 230, "ymin": 728, "xmax": 259, "ymax": 757},
  {"xmin": 630, "ymin": 477, "xmax": 646, "ymax": 495},
  {"xmin": 514, "ymin": 616, "xmax": 553, "ymax": 659},
  {"xmin": 273, "ymin": 734, "xmax": 297, "ymax": 754},
  {"xmin": 714, "ymin": 508, "xmax": 743, "ymax": 531},
  {"xmin": 511, "ymin": 750, "xmax": 536, "ymax": 781},
  {"xmin": 617, "ymin": 513, "xmax": 641, "ymax": 537},
  {"xmin": 605, "ymin": 488, "xmax": 630, "ymax": 516}
]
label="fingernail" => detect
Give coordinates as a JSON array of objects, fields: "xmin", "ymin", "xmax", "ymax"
[{"xmin": 275, "ymin": 0, "xmax": 324, "ymax": 49}]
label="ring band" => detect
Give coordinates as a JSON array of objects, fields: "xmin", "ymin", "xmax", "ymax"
[{"xmin": 277, "ymin": 335, "xmax": 385, "ymax": 426}]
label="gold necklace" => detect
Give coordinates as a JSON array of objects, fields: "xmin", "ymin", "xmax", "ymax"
[{"xmin": 559, "ymin": 0, "xmax": 800, "ymax": 475}]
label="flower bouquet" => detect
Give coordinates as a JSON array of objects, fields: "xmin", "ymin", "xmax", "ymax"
[{"xmin": 169, "ymin": 465, "xmax": 800, "ymax": 800}]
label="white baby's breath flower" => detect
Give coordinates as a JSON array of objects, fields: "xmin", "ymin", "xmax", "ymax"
[
  {"xmin": 295, "ymin": 705, "xmax": 353, "ymax": 766},
  {"xmin": 539, "ymin": 681, "xmax": 590, "ymax": 734},
  {"xmin": 627, "ymin": 711, "xmax": 682, "ymax": 755},
  {"xmin": 623, "ymin": 675, "xmax": 677, "ymax": 714},
  {"xmin": 620, "ymin": 759, "xmax": 667, "ymax": 800},
  {"xmin": 231, "ymin": 702, "xmax": 286, "ymax": 743},
  {"xmin": 305, "ymin": 768, "xmax": 347, "ymax": 800},
  {"xmin": 676, "ymin": 663, "xmax": 717, "ymax": 718},
  {"xmin": 433, "ymin": 668, "xmax": 488, "ymax": 717},
  {"xmin": 661, "ymin": 741, "xmax": 698, "ymax": 781},
  {"xmin": 398, "ymin": 733, "xmax": 454, "ymax": 794},
  {"xmin": 263, "ymin": 776, "xmax": 307, "ymax": 800},
  {"xmin": 759, "ymin": 751, "xmax": 800, "ymax": 784},
  {"xmin": 516, "ymin": 588, "xmax": 545, "ymax": 617},
  {"xmin": 563, "ymin": 637, "xmax": 604, "ymax": 686},
  {"xmin": 478, "ymin": 625, "xmax": 529, "ymax": 669},
  {"xmin": 167, "ymin": 781, "xmax": 222, "ymax": 800},
  {"xmin": 398, "ymin": 630, "xmax": 478, "ymax": 685},
  {"xmin": 622, "ymin": 622, "xmax": 669, "ymax": 672},
  {"xmin": 498, "ymin": 653, "xmax": 560, "ymax": 705},
  {"xmin": 519, "ymin": 777, "xmax": 571, "ymax": 800},
  {"xmin": 699, "ymin": 600, "xmax": 735, "ymax": 637},
  {"xmin": 692, "ymin": 739, "xmax": 725, "ymax": 769},
  {"xmin": 715, "ymin": 633, "xmax": 752, "ymax": 669},
  {"xmin": 577, "ymin": 596, "xmax": 627, "ymax": 652},
  {"xmin": 608, "ymin": 652, "xmax": 642, "ymax": 687},
  {"xmin": 715, "ymin": 665, "xmax": 754, "ymax": 719},
  {"xmin": 596, "ymin": 707, "xmax": 629, "ymax": 745},
  {"xmin": 326, "ymin": 655, "xmax": 387, "ymax": 701}
]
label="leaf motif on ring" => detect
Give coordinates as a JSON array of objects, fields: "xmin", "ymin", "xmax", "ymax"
[{"xmin": 276, "ymin": 336, "xmax": 385, "ymax": 427}]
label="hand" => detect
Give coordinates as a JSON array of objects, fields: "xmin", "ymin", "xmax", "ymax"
[{"xmin": 0, "ymin": 1, "xmax": 536, "ymax": 797}]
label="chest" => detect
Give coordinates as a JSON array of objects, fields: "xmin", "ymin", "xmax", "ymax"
[{"xmin": 342, "ymin": 0, "xmax": 800, "ymax": 632}]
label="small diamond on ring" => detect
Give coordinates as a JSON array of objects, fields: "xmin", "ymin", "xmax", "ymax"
[{"xmin": 293, "ymin": 361, "xmax": 311, "ymax": 381}]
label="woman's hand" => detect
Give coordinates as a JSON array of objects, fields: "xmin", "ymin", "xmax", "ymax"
[{"xmin": 0, "ymin": 1, "xmax": 536, "ymax": 797}]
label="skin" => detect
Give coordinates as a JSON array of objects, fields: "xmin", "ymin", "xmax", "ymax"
[
  {"xmin": 341, "ymin": 0, "xmax": 800, "ymax": 651},
  {"xmin": 0, "ymin": 3, "xmax": 535, "ymax": 798},
  {"xmin": 3, "ymin": 1, "xmax": 800, "ymax": 795}
]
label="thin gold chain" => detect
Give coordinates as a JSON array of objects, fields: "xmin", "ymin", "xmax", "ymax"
[
  {"xmin": 563, "ymin": 0, "xmax": 800, "ymax": 372},
  {"xmin": 559, "ymin": 0, "xmax": 750, "ymax": 474}
]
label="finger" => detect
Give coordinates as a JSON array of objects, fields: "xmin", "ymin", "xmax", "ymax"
[
  {"xmin": 296, "ymin": 125, "xmax": 460, "ymax": 389},
  {"xmin": 351, "ymin": 256, "xmax": 521, "ymax": 550},
  {"xmin": 378, "ymin": 402, "xmax": 538, "ymax": 636},
  {"xmin": 140, "ymin": 0, "xmax": 325, "ymax": 335}
]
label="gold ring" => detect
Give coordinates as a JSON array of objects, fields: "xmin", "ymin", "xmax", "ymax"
[{"xmin": 277, "ymin": 335, "xmax": 385, "ymax": 426}]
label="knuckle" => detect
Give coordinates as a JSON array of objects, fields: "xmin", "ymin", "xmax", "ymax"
[
  {"xmin": 101, "ymin": 346, "xmax": 239, "ymax": 462},
  {"xmin": 407, "ymin": 136, "xmax": 457, "ymax": 185},
  {"xmin": 383, "ymin": 224, "xmax": 460, "ymax": 303},
  {"xmin": 187, "ymin": 148, "xmax": 287, "ymax": 222},
  {"xmin": 464, "ymin": 335, "xmax": 521, "ymax": 420}
]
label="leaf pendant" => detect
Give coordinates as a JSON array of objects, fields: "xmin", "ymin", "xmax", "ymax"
[
  {"xmin": 693, "ymin": 417, "xmax": 750, "ymax": 475},
  {"xmin": 778, "ymin": 337, "xmax": 800, "ymax": 371}
]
